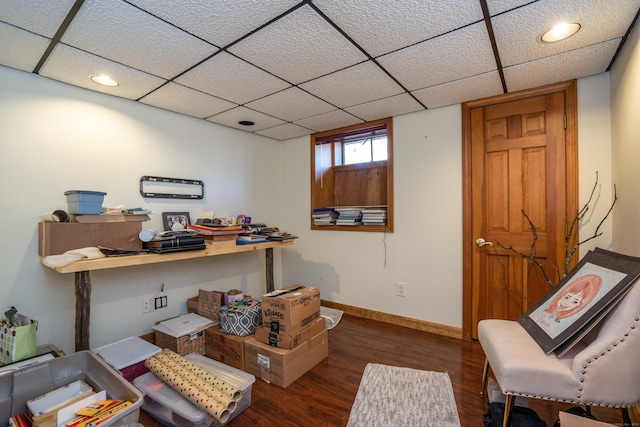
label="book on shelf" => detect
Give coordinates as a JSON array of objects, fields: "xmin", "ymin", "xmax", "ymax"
[
  {"xmin": 143, "ymin": 235, "xmax": 205, "ymax": 248},
  {"xmin": 187, "ymin": 224, "xmax": 244, "ymax": 236},
  {"xmin": 237, "ymin": 234, "xmax": 269, "ymax": 243}
]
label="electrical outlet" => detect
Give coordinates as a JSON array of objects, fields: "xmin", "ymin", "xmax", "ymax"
[
  {"xmin": 396, "ymin": 282, "xmax": 406, "ymax": 297},
  {"xmin": 141, "ymin": 299, "xmax": 153, "ymax": 313}
]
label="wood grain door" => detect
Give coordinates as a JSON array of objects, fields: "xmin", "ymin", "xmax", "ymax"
[{"xmin": 462, "ymin": 81, "xmax": 578, "ymax": 340}]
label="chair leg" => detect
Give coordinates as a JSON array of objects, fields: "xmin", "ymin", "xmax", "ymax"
[
  {"xmin": 622, "ymin": 407, "xmax": 632, "ymax": 427},
  {"xmin": 480, "ymin": 358, "xmax": 489, "ymax": 397},
  {"xmin": 502, "ymin": 394, "xmax": 515, "ymax": 427}
]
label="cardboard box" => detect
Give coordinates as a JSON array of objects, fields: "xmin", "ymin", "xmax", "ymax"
[
  {"xmin": 38, "ymin": 221, "xmax": 143, "ymax": 257},
  {"xmin": 255, "ymin": 316, "xmax": 326, "ymax": 350},
  {"xmin": 244, "ymin": 328, "xmax": 328, "ymax": 388},
  {"xmin": 261, "ymin": 285, "xmax": 321, "ymax": 336},
  {"xmin": 205, "ymin": 325, "xmax": 253, "ymax": 370},
  {"xmin": 28, "ymin": 380, "xmax": 94, "ymax": 427},
  {"xmin": 558, "ymin": 412, "xmax": 615, "ymax": 427}
]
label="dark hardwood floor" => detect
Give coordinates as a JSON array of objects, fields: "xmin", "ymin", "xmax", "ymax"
[{"xmin": 138, "ymin": 314, "xmax": 630, "ymax": 426}]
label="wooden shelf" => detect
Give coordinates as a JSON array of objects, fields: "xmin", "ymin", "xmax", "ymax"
[
  {"xmin": 42, "ymin": 239, "xmax": 295, "ymax": 351},
  {"xmin": 40, "ymin": 240, "xmax": 294, "ymax": 273}
]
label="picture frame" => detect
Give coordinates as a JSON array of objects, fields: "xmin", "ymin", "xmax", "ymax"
[
  {"xmin": 518, "ymin": 248, "xmax": 640, "ymax": 355},
  {"xmin": 162, "ymin": 212, "xmax": 191, "ymax": 231}
]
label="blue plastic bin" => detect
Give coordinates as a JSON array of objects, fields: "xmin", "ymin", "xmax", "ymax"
[{"xmin": 64, "ymin": 190, "xmax": 106, "ymax": 215}]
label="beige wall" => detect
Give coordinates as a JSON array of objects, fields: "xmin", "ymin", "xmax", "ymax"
[{"xmin": 610, "ymin": 21, "xmax": 640, "ymax": 256}]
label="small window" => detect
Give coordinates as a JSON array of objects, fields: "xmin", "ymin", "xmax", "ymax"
[{"xmin": 310, "ymin": 118, "xmax": 393, "ymax": 232}]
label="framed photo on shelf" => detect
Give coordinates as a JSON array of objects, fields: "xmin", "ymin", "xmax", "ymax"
[
  {"xmin": 162, "ymin": 212, "xmax": 191, "ymax": 231},
  {"xmin": 518, "ymin": 248, "xmax": 640, "ymax": 355}
]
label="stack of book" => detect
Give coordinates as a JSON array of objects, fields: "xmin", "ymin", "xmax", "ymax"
[
  {"xmin": 186, "ymin": 224, "xmax": 244, "ymax": 243},
  {"xmin": 312, "ymin": 208, "xmax": 338, "ymax": 226},
  {"xmin": 361, "ymin": 207, "xmax": 387, "ymax": 225},
  {"xmin": 335, "ymin": 207, "xmax": 362, "ymax": 225},
  {"xmin": 143, "ymin": 232, "xmax": 206, "ymax": 253}
]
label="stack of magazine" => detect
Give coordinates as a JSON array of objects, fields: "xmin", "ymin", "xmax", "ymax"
[{"xmin": 143, "ymin": 230, "xmax": 205, "ymax": 253}]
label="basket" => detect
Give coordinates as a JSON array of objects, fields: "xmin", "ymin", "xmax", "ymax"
[{"xmin": 154, "ymin": 329, "xmax": 206, "ymax": 356}]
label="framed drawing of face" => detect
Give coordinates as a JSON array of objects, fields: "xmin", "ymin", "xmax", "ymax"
[{"xmin": 518, "ymin": 248, "xmax": 640, "ymax": 354}]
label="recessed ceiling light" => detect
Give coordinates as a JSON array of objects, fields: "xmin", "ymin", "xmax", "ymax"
[
  {"xmin": 90, "ymin": 74, "xmax": 119, "ymax": 87},
  {"xmin": 539, "ymin": 22, "xmax": 582, "ymax": 43},
  {"xmin": 238, "ymin": 120, "xmax": 255, "ymax": 126}
]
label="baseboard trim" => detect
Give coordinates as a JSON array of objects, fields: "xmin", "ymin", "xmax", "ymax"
[{"xmin": 321, "ymin": 299, "xmax": 463, "ymax": 340}]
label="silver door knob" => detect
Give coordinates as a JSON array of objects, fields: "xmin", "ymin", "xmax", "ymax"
[{"xmin": 475, "ymin": 238, "xmax": 494, "ymax": 247}]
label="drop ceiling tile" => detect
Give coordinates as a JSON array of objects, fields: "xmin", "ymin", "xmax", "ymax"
[
  {"xmin": 175, "ymin": 52, "xmax": 290, "ymax": 105},
  {"xmin": 228, "ymin": 4, "xmax": 367, "ymax": 85},
  {"xmin": 0, "ymin": 23, "xmax": 50, "ymax": 72},
  {"xmin": 314, "ymin": 0, "xmax": 484, "ymax": 57},
  {"xmin": 492, "ymin": 0, "xmax": 640, "ymax": 67},
  {"xmin": 60, "ymin": 0, "xmax": 217, "ymax": 79},
  {"xmin": 245, "ymin": 87, "xmax": 335, "ymax": 122},
  {"xmin": 39, "ymin": 44, "xmax": 166, "ymax": 100},
  {"xmin": 207, "ymin": 106, "xmax": 286, "ymax": 132},
  {"xmin": 377, "ymin": 22, "xmax": 496, "ymax": 91},
  {"xmin": 0, "ymin": 0, "xmax": 75, "ymax": 37},
  {"xmin": 139, "ymin": 82, "xmax": 237, "ymax": 119},
  {"xmin": 504, "ymin": 39, "xmax": 620, "ymax": 92},
  {"xmin": 300, "ymin": 61, "xmax": 404, "ymax": 108},
  {"xmin": 255, "ymin": 123, "xmax": 313, "ymax": 141},
  {"xmin": 126, "ymin": 0, "xmax": 299, "ymax": 47},
  {"xmin": 485, "ymin": 0, "xmax": 536, "ymax": 16},
  {"xmin": 413, "ymin": 71, "xmax": 505, "ymax": 108},
  {"xmin": 344, "ymin": 93, "xmax": 423, "ymax": 122},
  {"xmin": 294, "ymin": 110, "xmax": 364, "ymax": 133}
]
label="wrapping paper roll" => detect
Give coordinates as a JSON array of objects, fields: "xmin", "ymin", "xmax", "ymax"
[{"xmin": 145, "ymin": 350, "xmax": 242, "ymax": 423}]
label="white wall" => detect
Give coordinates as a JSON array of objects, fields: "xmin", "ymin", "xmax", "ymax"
[
  {"xmin": 0, "ymin": 63, "xmax": 616, "ymax": 354},
  {"xmin": 281, "ymin": 79, "xmax": 614, "ymax": 330},
  {"xmin": 610, "ymin": 21, "xmax": 640, "ymax": 256},
  {"xmin": 0, "ymin": 66, "xmax": 285, "ymax": 353}
]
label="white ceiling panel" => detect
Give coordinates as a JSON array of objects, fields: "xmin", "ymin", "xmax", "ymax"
[
  {"xmin": 314, "ymin": 0, "xmax": 484, "ymax": 57},
  {"xmin": 207, "ymin": 107, "xmax": 287, "ymax": 132},
  {"xmin": 413, "ymin": 71, "xmax": 504, "ymax": 109},
  {"xmin": 493, "ymin": 0, "xmax": 640, "ymax": 67},
  {"xmin": 126, "ymin": 0, "xmax": 300, "ymax": 48},
  {"xmin": 504, "ymin": 39, "xmax": 621, "ymax": 92},
  {"xmin": 39, "ymin": 44, "xmax": 166, "ymax": 100},
  {"xmin": 485, "ymin": 0, "xmax": 536, "ymax": 16},
  {"xmin": 228, "ymin": 4, "xmax": 367, "ymax": 85},
  {"xmin": 0, "ymin": 23, "xmax": 50, "ymax": 72},
  {"xmin": 176, "ymin": 52, "xmax": 290, "ymax": 105},
  {"xmin": 377, "ymin": 22, "xmax": 497, "ymax": 91},
  {"xmin": 246, "ymin": 87, "xmax": 336, "ymax": 122},
  {"xmin": 300, "ymin": 61, "xmax": 404, "ymax": 108},
  {"xmin": 139, "ymin": 82, "xmax": 236, "ymax": 119},
  {"xmin": 60, "ymin": 0, "xmax": 217, "ymax": 79},
  {"xmin": 294, "ymin": 110, "xmax": 364, "ymax": 133},
  {"xmin": 344, "ymin": 93, "xmax": 423, "ymax": 122},
  {"xmin": 2, "ymin": 1, "xmax": 637, "ymax": 141},
  {"xmin": 256, "ymin": 123, "xmax": 313, "ymax": 141},
  {"xmin": 0, "ymin": 0, "xmax": 75, "ymax": 38}
]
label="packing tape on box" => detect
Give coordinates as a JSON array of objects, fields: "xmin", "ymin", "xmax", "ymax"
[{"xmin": 145, "ymin": 349, "xmax": 241, "ymax": 423}]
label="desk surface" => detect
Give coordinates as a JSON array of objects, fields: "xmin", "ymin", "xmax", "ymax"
[{"xmin": 40, "ymin": 240, "xmax": 294, "ymax": 273}]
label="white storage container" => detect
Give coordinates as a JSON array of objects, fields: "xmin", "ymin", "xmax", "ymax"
[
  {"xmin": 133, "ymin": 354, "xmax": 254, "ymax": 427},
  {"xmin": 93, "ymin": 337, "xmax": 161, "ymax": 382}
]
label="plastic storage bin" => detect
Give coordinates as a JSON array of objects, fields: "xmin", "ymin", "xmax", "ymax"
[
  {"xmin": 133, "ymin": 354, "xmax": 255, "ymax": 427},
  {"xmin": 64, "ymin": 190, "xmax": 106, "ymax": 215},
  {"xmin": 0, "ymin": 350, "xmax": 143, "ymax": 426},
  {"xmin": 93, "ymin": 336, "xmax": 162, "ymax": 382}
]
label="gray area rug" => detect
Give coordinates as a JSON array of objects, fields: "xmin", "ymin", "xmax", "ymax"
[{"xmin": 347, "ymin": 363, "xmax": 461, "ymax": 427}]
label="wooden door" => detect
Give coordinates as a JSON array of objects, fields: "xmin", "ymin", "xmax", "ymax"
[{"xmin": 462, "ymin": 81, "xmax": 578, "ymax": 340}]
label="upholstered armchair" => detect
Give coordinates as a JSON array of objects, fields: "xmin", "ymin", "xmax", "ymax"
[{"xmin": 478, "ymin": 278, "xmax": 640, "ymax": 427}]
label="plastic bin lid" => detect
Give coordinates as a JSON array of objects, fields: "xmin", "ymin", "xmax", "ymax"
[
  {"xmin": 134, "ymin": 372, "xmax": 206, "ymax": 422},
  {"xmin": 64, "ymin": 190, "xmax": 107, "ymax": 195},
  {"xmin": 92, "ymin": 337, "xmax": 161, "ymax": 370}
]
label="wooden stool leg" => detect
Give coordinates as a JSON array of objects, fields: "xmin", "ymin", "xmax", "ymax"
[
  {"xmin": 480, "ymin": 358, "xmax": 490, "ymax": 397},
  {"xmin": 502, "ymin": 394, "xmax": 514, "ymax": 427}
]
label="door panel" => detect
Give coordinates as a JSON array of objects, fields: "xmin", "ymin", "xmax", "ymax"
[{"xmin": 462, "ymin": 81, "xmax": 578, "ymax": 340}]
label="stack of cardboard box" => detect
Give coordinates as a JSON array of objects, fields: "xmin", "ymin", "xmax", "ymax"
[{"xmin": 244, "ymin": 284, "xmax": 328, "ymax": 388}]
